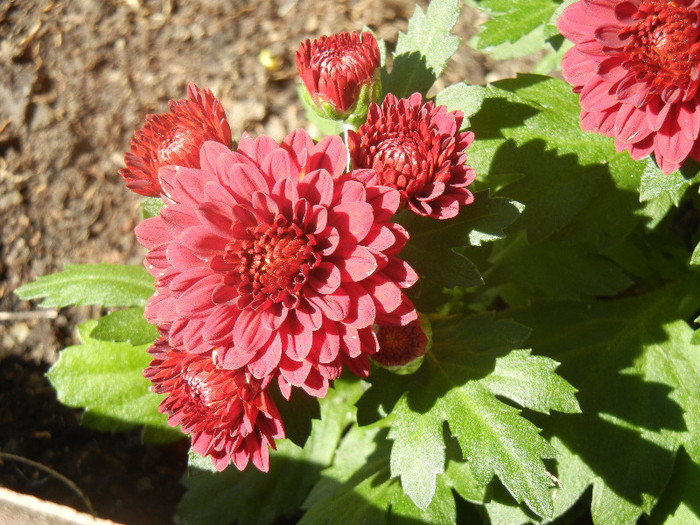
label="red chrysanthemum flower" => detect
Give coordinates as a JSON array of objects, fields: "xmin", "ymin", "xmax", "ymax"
[
  {"xmin": 557, "ymin": 0, "xmax": 700, "ymax": 174},
  {"xmin": 119, "ymin": 82, "xmax": 233, "ymax": 196},
  {"xmin": 296, "ymin": 31, "xmax": 381, "ymax": 120},
  {"xmin": 136, "ymin": 130, "xmax": 418, "ymax": 399},
  {"xmin": 373, "ymin": 317, "xmax": 429, "ymax": 368},
  {"xmin": 347, "ymin": 93, "xmax": 476, "ymax": 220},
  {"xmin": 144, "ymin": 337, "xmax": 284, "ymax": 472}
]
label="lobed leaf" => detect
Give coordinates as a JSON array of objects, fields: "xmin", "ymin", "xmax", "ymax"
[
  {"xmin": 357, "ymin": 314, "xmax": 576, "ymax": 518},
  {"xmin": 511, "ymin": 277, "xmax": 700, "ymax": 523},
  {"xmin": 467, "ymin": 75, "xmax": 684, "ymax": 248},
  {"xmin": 469, "ymin": 0, "xmax": 560, "ymax": 59},
  {"xmin": 301, "ymin": 424, "xmax": 457, "ymax": 525},
  {"xmin": 383, "ymin": 0, "xmax": 461, "ymax": 98}
]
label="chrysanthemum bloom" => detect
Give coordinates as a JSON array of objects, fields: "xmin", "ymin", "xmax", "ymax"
[
  {"xmin": 373, "ymin": 316, "xmax": 429, "ymax": 369},
  {"xmin": 136, "ymin": 130, "xmax": 418, "ymax": 399},
  {"xmin": 144, "ymin": 338, "xmax": 284, "ymax": 472},
  {"xmin": 119, "ymin": 82, "xmax": 233, "ymax": 196},
  {"xmin": 296, "ymin": 31, "xmax": 381, "ymax": 122},
  {"xmin": 557, "ymin": 0, "xmax": 700, "ymax": 174},
  {"xmin": 347, "ymin": 93, "xmax": 476, "ymax": 220}
]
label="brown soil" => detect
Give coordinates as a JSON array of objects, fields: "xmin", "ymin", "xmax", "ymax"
[{"xmin": 0, "ymin": 1, "xmax": 536, "ymax": 523}]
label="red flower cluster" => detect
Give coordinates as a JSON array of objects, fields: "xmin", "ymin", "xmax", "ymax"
[
  {"xmin": 131, "ymin": 93, "xmax": 418, "ymax": 470},
  {"xmin": 122, "ymin": 30, "xmax": 477, "ymax": 473},
  {"xmin": 558, "ymin": 0, "xmax": 700, "ymax": 174}
]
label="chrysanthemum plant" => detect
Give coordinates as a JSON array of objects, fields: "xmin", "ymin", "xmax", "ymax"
[{"xmin": 16, "ymin": 0, "xmax": 700, "ymax": 523}]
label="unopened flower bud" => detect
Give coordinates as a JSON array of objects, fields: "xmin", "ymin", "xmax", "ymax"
[{"xmin": 296, "ymin": 31, "xmax": 381, "ymax": 124}]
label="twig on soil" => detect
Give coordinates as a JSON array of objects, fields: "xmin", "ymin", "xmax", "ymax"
[
  {"xmin": 0, "ymin": 451, "xmax": 96, "ymax": 515},
  {"xmin": 0, "ymin": 310, "xmax": 58, "ymax": 321}
]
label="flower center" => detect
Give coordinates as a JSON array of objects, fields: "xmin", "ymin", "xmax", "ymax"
[
  {"xmin": 182, "ymin": 364, "xmax": 221, "ymax": 409},
  {"xmin": 223, "ymin": 214, "xmax": 318, "ymax": 309},
  {"xmin": 621, "ymin": 0, "xmax": 700, "ymax": 101}
]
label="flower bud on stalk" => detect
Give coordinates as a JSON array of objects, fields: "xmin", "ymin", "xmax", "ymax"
[{"xmin": 296, "ymin": 31, "xmax": 381, "ymax": 125}]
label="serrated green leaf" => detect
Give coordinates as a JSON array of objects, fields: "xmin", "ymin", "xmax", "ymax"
[
  {"xmin": 511, "ymin": 278, "xmax": 700, "ymax": 524},
  {"xmin": 383, "ymin": 0, "xmax": 461, "ymax": 98},
  {"xmin": 441, "ymin": 381, "xmax": 558, "ymax": 518},
  {"xmin": 639, "ymin": 162, "xmax": 698, "ymax": 206},
  {"xmin": 90, "ymin": 307, "xmax": 159, "ymax": 346},
  {"xmin": 46, "ymin": 319, "xmax": 179, "ymax": 444},
  {"xmin": 481, "ymin": 349, "xmax": 580, "ymax": 414},
  {"xmin": 301, "ymin": 425, "xmax": 457, "ymax": 525},
  {"xmin": 467, "ymin": 75, "xmax": 679, "ymax": 249},
  {"xmin": 389, "ymin": 398, "xmax": 446, "ymax": 510},
  {"xmin": 373, "ymin": 314, "xmax": 576, "ymax": 518},
  {"xmin": 470, "ymin": 0, "xmax": 560, "ymax": 59},
  {"xmin": 140, "ymin": 197, "xmax": 164, "ymax": 220},
  {"xmin": 16, "ymin": 264, "xmax": 154, "ymax": 308},
  {"xmin": 177, "ymin": 377, "xmax": 363, "ymax": 525}
]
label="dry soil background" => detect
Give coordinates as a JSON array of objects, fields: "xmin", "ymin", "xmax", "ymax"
[{"xmin": 0, "ymin": 1, "xmax": 537, "ymax": 523}]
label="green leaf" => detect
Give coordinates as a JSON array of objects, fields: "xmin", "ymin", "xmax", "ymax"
[
  {"xmin": 383, "ymin": 0, "xmax": 461, "ymax": 98},
  {"xmin": 487, "ymin": 234, "xmax": 633, "ymax": 300},
  {"xmin": 177, "ymin": 377, "xmax": 363, "ymax": 525},
  {"xmin": 15, "ymin": 264, "xmax": 154, "ymax": 308},
  {"xmin": 361, "ymin": 314, "xmax": 576, "ymax": 518},
  {"xmin": 467, "ymin": 75, "xmax": 674, "ymax": 248},
  {"xmin": 511, "ymin": 278, "xmax": 700, "ymax": 523},
  {"xmin": 434, "ymin": 82, "xmax": 485, "ymax": 129},
  {"xmin": 397, "ymin": 192, "xmax": 521, "ymax": 310},
  {"xmin": 649, "ymin": 448, "xmax": 700, "ymax": 525},
  {"xmin": 481, "ymin": 349, "xmax": 580, "ymax": 415},
  {"xmin": 140, "ymin": 197, "xmax": 165, "ymax": 220},
  {"xmin": 389, "ymin": 398, "xmax": 446, "ymax": 510},
  {"xmin": 470, "ymin": 0, "xmax": 560, "ymax": 59},
  {"xmin": 46, "ymin": 319, "xmax": 179, "ymax": 444},
  {"xmin": 639, "ymin": 163, "xmax": 696, "ymax": 206},
  {"xmin": 301, "ymin": 424, "xmax": 457, "ymax": 525},
  {"xmin": 90, "ymin": 307, "xmax": 159, "ymax": 346},
  {"xmin": 691, "ymin": 241, "xmax": 700, "ymax": 267}
]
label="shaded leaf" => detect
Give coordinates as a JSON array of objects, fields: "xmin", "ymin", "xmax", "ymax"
[
  {"xmin": 468, "ymin": 75, "xmax": 676, "ymax": 248},
  {"xmin": 365, "ymin": 314, "xmax": 575, "ymax": 518},
  {"xmin": 301, "ymin": 425, "xmax": 457, "ymax": 525},
  {"xmin": 511, "ymin": 278, "xmax": 700, "ymax": 523}
]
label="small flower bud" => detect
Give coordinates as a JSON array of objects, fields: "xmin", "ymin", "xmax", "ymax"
[
  {"xmin": 373, "ymin": 315, "xmax": 431, "ymax": 374},
  {"xmin": 296, "ymin": 31, "xmax": 381, "ymax": 124}
]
